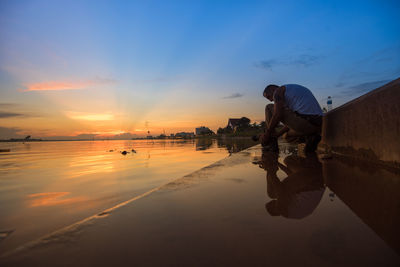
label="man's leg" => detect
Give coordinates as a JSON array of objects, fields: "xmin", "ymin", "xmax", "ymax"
[
  {"xmin": 265, "ymin": 104, "xmax": 307, "ymax": 143},
  {"xmin": 282, "ymin": 129, "xmax": 305, "ymax": 143},
  {"xmin": 265, "ymin": 104, "xmax": 274, "ymax": 129},
  {"xmin": 280, "ymin": 109, "xmax": 322, "ymax": 152},
  {"xmin": 281, "ymin": 108, "xmax": 320, "ymax": 135}
]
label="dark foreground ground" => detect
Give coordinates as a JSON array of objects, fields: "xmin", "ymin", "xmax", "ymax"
[{"xmin": 1, "ymin": 144, "xmax": 399, "ymax": 266}]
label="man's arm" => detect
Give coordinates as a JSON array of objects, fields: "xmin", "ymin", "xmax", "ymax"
[
  {"xmin": 266, "ymin": 86, "xmax": 285, "ymax": 136},
  {"xmin": 277, "ymin": 161, "xmax": 292, "ymax": 175},
  {"xmin": 275, "ymin": 126, "xmax": 289, "ymax": 137}
]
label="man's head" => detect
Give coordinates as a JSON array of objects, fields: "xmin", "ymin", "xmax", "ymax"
[{"xmin": 263, "ymin": 84, "xmax": 279, "ymax": 101}]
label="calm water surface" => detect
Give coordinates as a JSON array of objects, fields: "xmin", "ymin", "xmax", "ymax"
[
  {"xmin": 0, "ymin": 142, "xmax": 399, "ymax": 266},
  {"xmin": 0, "ymin": 139, "xmax": 255, "ymax": 253}
]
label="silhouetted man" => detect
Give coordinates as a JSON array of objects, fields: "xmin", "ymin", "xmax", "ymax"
[{"xmin": 260, "ymin": 84, "xmax": 323, "ymax": 152}]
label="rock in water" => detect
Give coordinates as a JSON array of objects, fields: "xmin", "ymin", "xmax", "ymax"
[{"xmin": 0, "ymin": 229, "xmax": 14, "ymax": 241}]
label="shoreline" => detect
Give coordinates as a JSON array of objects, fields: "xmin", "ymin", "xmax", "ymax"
[{"xmin": 0, "ymin": 136, "xmax": 257, "ymax": 144}]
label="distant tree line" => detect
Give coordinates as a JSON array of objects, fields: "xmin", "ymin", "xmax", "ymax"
[{"xmin": 217, "ymin": 117, "xmax": 266, "ymax": 136}]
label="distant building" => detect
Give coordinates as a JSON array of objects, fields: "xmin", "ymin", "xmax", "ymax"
[
  {"xmin": 227, "ymin": 118, "xmax": 241, "ymax": 131},
  {"xmin": 195, "ymin": 126, "xmax": 212, "ymax": 135},
  {"xmin": 175, "ymin": 132, "xmax": 195, "ymax": 139}
]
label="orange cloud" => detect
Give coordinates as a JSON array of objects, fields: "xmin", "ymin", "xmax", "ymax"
[
  {"xmin": 23, "ymin": 78, "xmax": 116, "ymax": 91},
  {"xmin": 24, "ymin": 81, "xmax": 91, "ymax": 91}
]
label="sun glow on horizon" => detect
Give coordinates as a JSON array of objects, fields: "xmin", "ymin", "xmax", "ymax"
[{"xmin": 66, "ymin": 112, "xmax": 115, "ymax": 121}]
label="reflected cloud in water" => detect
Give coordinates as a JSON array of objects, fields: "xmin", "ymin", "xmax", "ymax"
[{"xmin": 27, "ymin": 192, "xmax": 87, "ymax": 207}]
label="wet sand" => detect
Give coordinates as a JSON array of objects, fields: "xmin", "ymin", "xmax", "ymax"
[{"xmin": 1, "ymin": 144, "xmax": 399, "ymax": 266}]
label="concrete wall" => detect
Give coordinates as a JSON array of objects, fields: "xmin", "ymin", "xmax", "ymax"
[{"xmin": 321, "ymin": 78, "xmax": 400, "ymax": 167}]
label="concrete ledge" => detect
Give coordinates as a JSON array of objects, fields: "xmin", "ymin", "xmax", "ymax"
[{"xmin": 322, "ymin": 78, "xmax": 400, "ymax": 168}]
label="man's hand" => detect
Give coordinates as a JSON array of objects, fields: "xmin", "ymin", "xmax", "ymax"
[{"xmin": 260, "ymin": 131, "xmax": 271, "ymax": 146}]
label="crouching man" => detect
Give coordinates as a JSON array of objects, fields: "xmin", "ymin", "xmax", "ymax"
[{"xmin": 260, "ymin": 84, "xmax": 323, "ymax": 153}]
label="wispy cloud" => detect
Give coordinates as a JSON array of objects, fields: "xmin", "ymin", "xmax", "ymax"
[
  {"xmin": 22, "ymin": 77, "xmax": 116, "ymax": 92},
  {"xmin": 0, "ymin": 111, "xmax": 25, "ymax": 118},
  {"xmin": 135, "ymin": 76, "xmax": 176, "ymax": 83},
  {"xmin": 0, "ymin": 103, "xmax": 39, "ymax": 119},
  {"xmin": 222, "ymin": 93, "xmax": 244, "ymax": 99},
  {"xmin": 0, "ymin": 103, "xmax": 18, "ymax": 108},
  {"xmin": 0, "ymin": 126, "xmax": 24, "ymax": 139},
  {"xmin": 334, "ymin": 82, "xmax": 346, "ymax": 88},
  {"xmin": 254, "ymin": 60, "xmax": 277, "ymax": 71},
  {"xmin": 335, "ymin": 45, "xmax": 400, "ymax": 86},
  {"xmin": 291, "ymin": 54, "xmax": 320, "ymax": 67},
  {"xmin": 358, "ymin": 45, "xmax": 400, "ymax": 65},
  {"xmin": 335, "ymin": 80, "xmax": 391, "ymax": 98},
  {"xmin": 255, "ymin": 54, "xmax": 321, "ymax": 71}
]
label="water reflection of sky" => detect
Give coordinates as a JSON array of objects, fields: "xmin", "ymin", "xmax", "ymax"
[
  {"xmin": 0, "ymin": 139, "xmax": 254, "ymax": 254},
  {"xmin": 0, "ymin": 142, "xmax": 399, "ymax": 265},
  {"xmin": 68, "ymin": 154, "xmax": 114, "ymax": 178}
]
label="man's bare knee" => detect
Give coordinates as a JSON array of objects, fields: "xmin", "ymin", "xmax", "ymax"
[
  {"xmin": 283, "ymin": 132, "xmax": 294, "ymax": 142},
  {"xmin": 283, "ymin": 130, "xmax": 303, "ymax": 143}
]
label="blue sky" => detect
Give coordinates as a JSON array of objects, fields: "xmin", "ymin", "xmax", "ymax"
[{"xmin": 0, "ymin": 0, "xmax": 399, "ymax": 138}]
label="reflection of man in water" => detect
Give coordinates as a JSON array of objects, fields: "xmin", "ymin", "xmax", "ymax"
[{"xmin": 259, "ymin": 151, "xmax": 325, "ymax": 219}]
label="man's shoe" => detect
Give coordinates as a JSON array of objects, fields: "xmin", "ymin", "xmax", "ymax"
[
  {"xmin": 262, "ymin": 137, "xmax": 279, "ymax": 152},
  {"xmin": 304, "ymin": 134, "xmax": 321, "ymax": 153}
]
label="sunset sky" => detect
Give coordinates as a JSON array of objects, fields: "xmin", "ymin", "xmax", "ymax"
[{"xmin": 1, "ymin": 0, "xmax": 399, "ymax": 139}]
